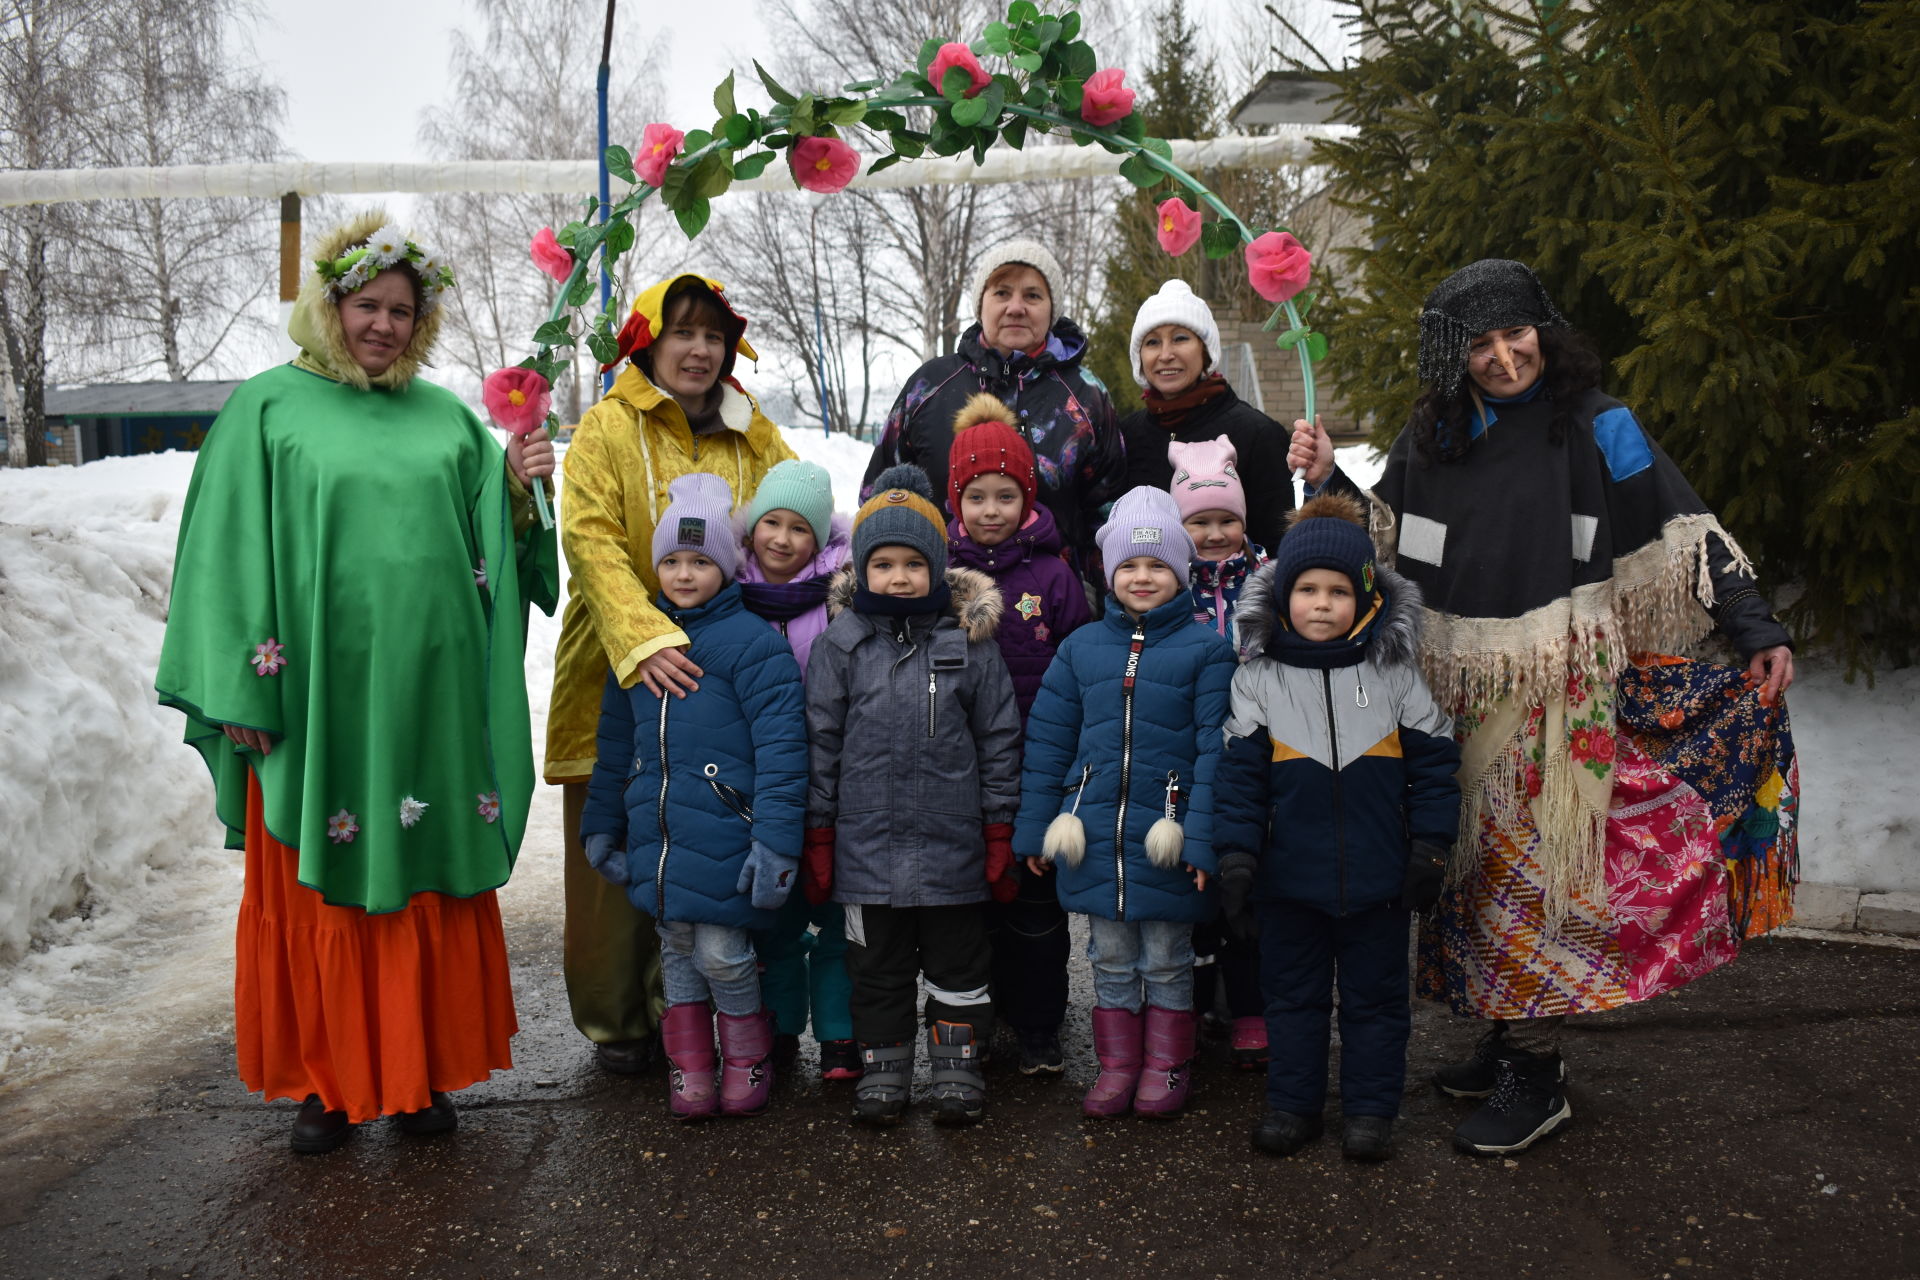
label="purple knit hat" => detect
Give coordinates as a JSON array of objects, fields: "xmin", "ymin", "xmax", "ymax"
[
  {"xmin": 1096, "ymin": 486, "xmax": 1196, "ymax": 588},
  {"xmin": 652, "ymin": 473, "xmax": 738, "ymax": 579}
]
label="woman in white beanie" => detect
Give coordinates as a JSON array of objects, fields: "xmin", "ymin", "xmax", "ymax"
[
  {"xmin": 1118, "ymin": 279, "xmax": 1296, "ymax": 555},
  {"xmin": 861, "ymin": 238, "xmax": 1125, "ymax": 589}
]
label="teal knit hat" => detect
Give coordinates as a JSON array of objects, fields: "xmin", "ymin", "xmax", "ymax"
[{"xmin": 745, "ymin": 459, "xmax": 836, "ymax": 546}]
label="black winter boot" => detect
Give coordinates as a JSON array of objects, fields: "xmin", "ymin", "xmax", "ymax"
[
  {"xmin": 1250, "ymin": 1109, "xmax": 1324, "ymax": 1157},
  {"xmin": 290, "ymin": 1095, "xmax": 350, "ymax": 1154},
  {"xmin": 1430, "ymin": 1025, "xmax": 1507, "ymax": 1098},
  {"xmin": 852, "ymin": 1042, "xmax": 912, "ymax": 1126},
  {"xmin": 928, "ymin": 1021, "xmax": 987, "ymax": 1126},
  {"xmin": 1452, "ymin": 1051, "xmax": 1573, "ymax": 1156},
  {"xmin": 1342, "ymin": 1115, "xmax": 1394, "ymax": 1161}
]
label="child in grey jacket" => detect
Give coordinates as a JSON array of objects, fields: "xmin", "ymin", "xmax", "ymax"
[{"xmin": 802, "ymin": 464, "xmax": 1023, "ymax": 1128}]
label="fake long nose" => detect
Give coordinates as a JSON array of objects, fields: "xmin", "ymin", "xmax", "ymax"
[{"xmin": 1490, "ymin": 334, "xmax": 1519, "ymax": 381}]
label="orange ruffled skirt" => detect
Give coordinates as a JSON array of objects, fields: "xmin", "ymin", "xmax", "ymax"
[{"xmin": 234, "ymin": 771, "xmax": 518, "ymax": 1122}]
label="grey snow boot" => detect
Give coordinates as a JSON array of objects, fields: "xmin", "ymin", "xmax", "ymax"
[
  {"xmin": 927, "ymin": 1020, "xmax": 987, "ymax": 1126},
  {"xmin": 853, "ymin": 1042, "xmax": 912, "ymax": 1126}
]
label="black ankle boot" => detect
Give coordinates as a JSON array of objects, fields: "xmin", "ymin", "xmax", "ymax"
[
  {"xmin": 395, "ymin": 1091, "xmax": 458, "ymax": 1136},
  {"xmin": 1250, "ymin": 1109, "xmax": 1323, "ymax": 1157},
  {"xmin": 291, "ymin": 1095, "xmax": 349, "ymax": 1154},
  {"xmin": 1452, "ymin": 1052, "xmax": 1573, "ymax": 1155}
]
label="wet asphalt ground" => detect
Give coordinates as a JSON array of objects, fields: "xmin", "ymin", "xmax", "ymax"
[{"xmin": 1, "ymin": 922, "xmax": 1916, "ymax": 1280}]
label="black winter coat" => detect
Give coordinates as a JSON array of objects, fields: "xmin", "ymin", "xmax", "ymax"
[{"xmin": 1118, "ymin": 382, "xmax": 1295, "ymax": 554}]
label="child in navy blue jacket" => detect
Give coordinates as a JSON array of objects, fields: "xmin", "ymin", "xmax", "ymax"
[
  {"xmin": 1213, "ymin": 493, "xmax": 1461, "ymax": 1161},
  {"xmin": 581, "ymin": 474, "xmax": 809, "ymax": 1123},
  {"xmin": 1015, "ymin": 486, "xmax": 1237, "ymax": 1120}
]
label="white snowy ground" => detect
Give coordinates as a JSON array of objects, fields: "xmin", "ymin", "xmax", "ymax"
[{"xmin": 0, "ymin": 433, "xmax": 1911, "ymax": 1150}]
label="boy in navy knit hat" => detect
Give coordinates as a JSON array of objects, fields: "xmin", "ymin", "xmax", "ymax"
[
  {"xmin": 802, "ymin": 464, "xmax": 1023, "ymax": 1127},
  {"xmin": 1211, "ymin": 493, "xmax": 1462, "ymax": 1161}
]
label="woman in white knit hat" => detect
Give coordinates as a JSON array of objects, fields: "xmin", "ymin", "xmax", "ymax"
[
  {"xmin": 861, "ymin": 238, "xmax": 1126, "ymax": 591},
  {"xmin": 1118, "ymin": 279, "xmax": 1296, "ymax": 555}
]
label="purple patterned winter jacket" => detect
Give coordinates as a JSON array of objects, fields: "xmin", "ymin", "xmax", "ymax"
[
  {"xmin": 947, "ymin": 503, "xmax": 1092, "ymax": 724},
  {"xmin": 1189, "ymin": 542, "xmax": 1272, "ymax": 657}
]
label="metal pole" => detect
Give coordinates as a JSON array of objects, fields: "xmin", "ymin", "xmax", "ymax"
[
  {"xmin": 278, "ymin": 193, "xmax": 301, "ymax": 362},
  {"xmin": 597, "ymin": 0, "xmax": 616, "ymax": 395},
  {"xmin": 812, "ymin": 300, "xmax": 832, "ymax": 437}
]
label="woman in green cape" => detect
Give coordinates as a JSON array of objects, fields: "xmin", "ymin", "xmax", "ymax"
[{"xmin": 156, "ymin": 210, "xmax": 558, "ymax": 1154}]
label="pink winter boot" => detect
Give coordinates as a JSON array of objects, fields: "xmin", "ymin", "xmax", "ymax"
[
  {"xmin": 1083, "ymin": 1008, "xmax": 1143, "ymax": 1118},
  {"xmin": 1231, "ymin": 1016, "xmax": 1271, "ymax": 1071},
  {"xmin": 1133, "ymin": 1005, "xmax": 1197, "ymax": 1118},
  {"xmin": 716, "ymin": 1009, "xmax": 775, "ymax": 1117},
  {"xmin": 662, "ymin": 1002, "xmax": 718, "ymax": 1121}
]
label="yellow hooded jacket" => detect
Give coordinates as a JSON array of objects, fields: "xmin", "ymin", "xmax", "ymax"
[{"xmin": 544, "ymin": 364, "xmax": 797, "ymax": 783}]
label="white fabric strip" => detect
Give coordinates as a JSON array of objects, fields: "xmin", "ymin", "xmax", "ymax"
[{"xmin": 925, "ymin": 981, "xmax": 992, "ymax": 1007}]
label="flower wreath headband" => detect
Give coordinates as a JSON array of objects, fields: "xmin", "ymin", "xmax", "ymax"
[{"xmin": 315, "ymin": 223, "xmax": 457, "ymax": 315}]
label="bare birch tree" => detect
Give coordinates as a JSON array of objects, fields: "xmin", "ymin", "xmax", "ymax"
[{"xmin": 418, "ymin": 0, "xmax": 674, "ymax": 416}]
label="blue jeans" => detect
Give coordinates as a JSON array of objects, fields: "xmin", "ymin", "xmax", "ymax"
[
  {"xmin": 1084, "ymin": 916, "xmax": 1194, "ymax": 1013},
  {"xmin": 656, "ymin": 921, "xmax": 760, "ymax": 1018}
]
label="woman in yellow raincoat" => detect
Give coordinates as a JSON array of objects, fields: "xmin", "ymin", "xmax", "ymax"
[{"xmin": 547, "ymin": 275, "xmax": 796, "ymax": 1072}]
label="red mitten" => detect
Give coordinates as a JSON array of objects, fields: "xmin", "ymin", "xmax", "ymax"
[
  {"xmin": 984, "ymin": 822, "xmax": 1017, "ymax": 904},
  {"xmin": 802, "ymin": 827, "xmax": 836, "ymax": 905}
]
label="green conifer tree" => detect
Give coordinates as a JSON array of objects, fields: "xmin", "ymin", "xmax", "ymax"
[{"xmin": 1308, "ymin": 0, "xmax": 1920, "ymax": 668}]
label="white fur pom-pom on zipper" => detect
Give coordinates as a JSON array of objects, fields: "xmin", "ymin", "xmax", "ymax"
[
  {"xmin": 1043, "ymin": 811, "xmax": 1087, "ymax": 868},
  {"xmin": 1144, "ymin": 816, "xmax": 1184, "ymax": 868}
]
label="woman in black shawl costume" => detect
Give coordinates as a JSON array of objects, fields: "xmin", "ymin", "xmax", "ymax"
[{"xmin": 1289, "ymin": 260, "xmax": 1798, "ymax": 1156}]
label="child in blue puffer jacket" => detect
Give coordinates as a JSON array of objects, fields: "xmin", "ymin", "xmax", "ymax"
[
  {"xmin": 1015, "ymin": 486, "xmax": 1237, "ymax": 1120},
  {"xmin": 581, "ymin": 474, "xmax": 809, "ymax": 1123},
  {"xmin": 1212, "ymin": 493, "xmax": 1461, "ymax": 1163}
]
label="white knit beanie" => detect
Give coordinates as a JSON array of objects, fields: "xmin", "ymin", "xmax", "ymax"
[
  {"xmin": 1128, "ymin": 279, "xmax": 1222, "ymax": 387},
  {"xmin": 969, "ymin": 239, "xmax": 1066, "ymax": 319}
]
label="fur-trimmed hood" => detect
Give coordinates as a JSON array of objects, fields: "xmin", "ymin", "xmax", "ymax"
[
  {"xmin": 1233, "ymin": 559, "xmax": 1424, "ymax": 669},
  {"xmin": 824, "ymin": 564, "xmax": 1003, "ymax": 641},
  {"xmin": 286, "ymin": 208, "xmax": 443, "ymax": 391}
]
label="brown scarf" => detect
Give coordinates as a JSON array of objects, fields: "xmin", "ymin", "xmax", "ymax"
[{"xmin": 1144, "ymin": 372, "xmax": 1231, "ymax": 427}]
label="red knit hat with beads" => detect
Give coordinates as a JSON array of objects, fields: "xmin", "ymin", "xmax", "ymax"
[{"xmin": 946, "ymin": 393, "xmax": 1037, "ymax": 518}]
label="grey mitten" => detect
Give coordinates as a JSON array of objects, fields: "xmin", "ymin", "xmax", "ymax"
[
  {"xmin": 584, "ymin": 832, "xmax": 628, "ymax": 887},
  {"xmin": 736, "ymin": 839, "xmax": 799, "ymax": 910}
]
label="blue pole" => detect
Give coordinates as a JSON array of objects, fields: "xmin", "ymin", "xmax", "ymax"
[{"xmin": 596, "ymin": 1, "xmax": 616, "ymax": 395}]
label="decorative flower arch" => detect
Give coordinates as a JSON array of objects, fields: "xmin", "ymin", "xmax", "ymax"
[{"xmin": 486, "ymin": 1, "xmax": 1324, "ymax": 524}]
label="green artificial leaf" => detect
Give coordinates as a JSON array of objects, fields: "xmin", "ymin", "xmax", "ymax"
[
  {"xmin": 607, "ymin": 219, "xmax": 636, "ymax": 254},
  {"xmin": 1117, "ymin": 153, "xmax": 1162, "ymax": 188},
  {"xmin": 1275, "ymin": 327, "xmax": 1307, "ymax": 350},
  {"xmin": 1012, "ymin": 51, "xmax": 1044, "ymax": 73},
  {"xmin": 586, "ymin": 331, "xmax": 619, "ymax": 366},
  {"xmin": 714, "ymin": 71, "xmax": 736, "ymax": 119},
  {"xmin": 842, "ymin": 78, "xmax": 883, "ymax": 93},
  {"xmin": 1119, "ymin": 112, "xmax": 1147, "ymax": 142},
  {"xmin": 1304, "ymin": 332, "xmax": 1329, "ymax": 362},
  {"xmin": 759, "ymin": 132, "xmax": 791, "ymax": 148},
  {"xmin": 930, "ymin": 129, "xmax": 969, "ymax": 157},
  {"xmin": 916, "ymin": 38, "xmax": 941, "ymax": 75},
  {"xmin": 983, "ymin": 21, "xmax": 1012, "ymax": 54},
  {"xmin": 1142, "ymin": 136, "xmax": 1172, "ymax": 160},
  {"xmin": 1054, "ymin": 77, "xmax": 1083, "ymax": 112},
  {"xmin": 868, "ymin": 153, "xmax": 905, "ymax": 175},
  {"xmin": 754, "ymin": 60, "xmax": 797, "ymax": 106},
  {"xmin": 1065, "ymin": 40, "xmax": 1096, "ymax": 81},
  {"xmin": 1060, "ymin": 10, "xmax": 1080, "ymax": 41},
  {"xmin": 553, "ymin": 220, "xmax": 585, "ymax": 249},
  {"xmin": 1202, "ymin": 220, "xmax": 1240, "ymax": 260},
  {"xmin": 1036, "ymin": 18, "xmax": 1062, "ymax": 52},
  {"xmin": 1007, "ymin": 0, "xmax": 1039, "ymax": 24},
  {"xmin": 675, "ymin": 197, "xmax": 711, "ymax": 240},
  {"xmin": 971, "ymin": 130, "xmax": 991, "ymax": 166},
  {"xmin": 1023, "ymin": 83, "xmax": 1050, "ymax": 109},
  {"xmin": 692, "ymin": 152, "xmax": 734, "ymax": 199},
  {"xmin": 682, "ymin": 129, "xmax": 714, "ymax": 156},
  {"xmin": 731, "ymin": 150, "xmax": 776, "ymax": 179},
  {"xmin": 865, "ymin": 108, "xmax": 906, "ymax": 133},
  {"xmin": 1294, "ymin": 291, "xmax": 1315, "ymax": 319},
  {"xmin": 891, "ymin": 133, "xmax": 926, "ymax": 159},
  {"xmin": 825, "ymin": 98, "xmax": 868, "ymax": 126},
  {"xmin": 533, "ymin": 318, "xmax": 575, "ymax": 347},
  {"xmin": 604, "ymin": 144, "xmax": 636, "ymax": 183},
  {"xmin": 788, "ymin": 97, "xmax": 816, "ymax": 136},
  {"xmin": 567, "ymin": 274, "xmax": 596, "ymax": 309},
  {"xmin": 951, "ymin": 95, "xmax": 991, "ymax": 128},
  {"xmin": 1001, "ymin": 116, "xmax": 1029, "ymax": 149},
  {"xmin": 723, "ymin": 113, "xmax": 754, "ymax": 148},
  {"xmin": 659, "ymin": 162, "xmax": 691, "ymax": 210},
  {"xmin": 942, "ymin": 65, "xmax": 975, "ymax": 102}
]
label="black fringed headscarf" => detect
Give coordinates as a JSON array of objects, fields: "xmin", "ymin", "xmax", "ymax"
[{"xmin": 1416, "ymin": 259, "xmax": 1567, "ymax": 399}]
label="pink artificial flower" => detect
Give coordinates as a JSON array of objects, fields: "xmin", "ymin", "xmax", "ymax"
[
  {"xmin": 636, "ymin": 122, "xmax": 685, "ymax": 187},
  {"xmin": 791, "ymin": 136, "xmax": 860, "ymax": 194},
  {"xmin": 529, "ymin": 227, "xmax": 574, "ymax": 284},
  {"xmin": 477, "ymin": 791, "xmax": 501, "ymax": 823},
  {"xmin": 928, "ymin": 42, "xmax": 991, "ymax": 98},
  {"xmin": 250, "ymin": 637, "xmax": 286, "ymax": 677},
  {"xmin": 1245, "ymin": 231, "xmax": 1313, "ymax": 302},
  {"xmin": 327, "ymin": 809, "xmax": 359, "ymax": 844},
  {"xmin": 482, "ymin": 367, "xmax": 552, "ymax": 436},
  {"xmin": 1156, "ymin": 198, "xmax": 1202, "ymax": 256},
  {"xmin": 1080, "ymin": 68, "xmax": 1136, "ymax": 127}
]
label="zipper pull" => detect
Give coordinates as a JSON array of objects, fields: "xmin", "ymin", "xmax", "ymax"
[
  {"xmin": 1163, "ymin": 771, "xmax": 1181, "ymax": 823},
  {"xmin": 927, "ymin": 670, "xmax": 938, "ymax": 738},
  {"xmin": 1356, "ymin": 681, "xmax": 1370, "ymax": 709}
]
